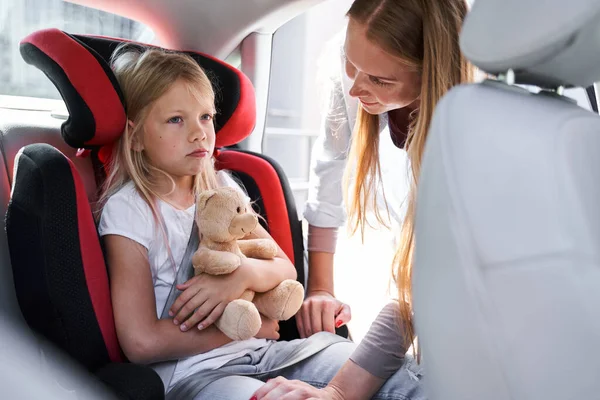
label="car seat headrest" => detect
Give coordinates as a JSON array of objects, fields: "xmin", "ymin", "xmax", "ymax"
[
  {"xmin": 19, "ymin": 28, "xmax": 256, "ymax": 156},
  {"xmin": 460, "ymin": 0, "xmax": 600, "ymax": 88}
]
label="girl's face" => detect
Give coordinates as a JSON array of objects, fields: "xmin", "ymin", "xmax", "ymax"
[
  {"xmin": 344, "ymin": 18, "xmax": 421, "ymax": 115},
  {"xmin": 135, "ymin": 79, "xmax": 216, "ymax": 181}
]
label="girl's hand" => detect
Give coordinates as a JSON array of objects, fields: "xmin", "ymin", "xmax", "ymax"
[
  {"xmin": 169, "ymin": 269, "xmax": 249, "ymax": 331},
  {"xmin": 296, "ymin": 290, "xmax": 351, "ymax": 338},
  {"xmin": 250, "ymin": 377, "xmax": 343, "ymax": 400}
]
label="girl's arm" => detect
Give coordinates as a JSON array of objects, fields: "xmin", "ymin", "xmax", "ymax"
[
  {"xmin": 239, "ymin": 223, "xmax": 297, "ymax": 292},
  {"xmin": 104, "ymin": 234, "xmax": 232, "ymax": 364}
]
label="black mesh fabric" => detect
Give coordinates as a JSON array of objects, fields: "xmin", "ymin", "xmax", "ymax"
[
  {"xmin": 6, "ymin": 143, "xmax": 110, "ymax": 370},
  {"xmin": 95, "ymin": 363, "xmax": 164, "ymax": 400}
]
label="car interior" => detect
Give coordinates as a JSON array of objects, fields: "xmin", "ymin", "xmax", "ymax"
[{"xmin": 1, "ymin": 0, "xmax": 600, "ymax": 399}]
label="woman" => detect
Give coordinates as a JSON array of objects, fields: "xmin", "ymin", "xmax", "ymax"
[{"xmin": 260, "ymin": 0, "xmax": 474, "ymax": 398}]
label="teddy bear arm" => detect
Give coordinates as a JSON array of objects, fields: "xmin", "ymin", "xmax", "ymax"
[
  {"xmin": 238, "ymin": 238, "xmax": 278, "ymax": 259},
  {"xmin": 193, "ymin": 247, "xmax": 241, "ymax": 275}
]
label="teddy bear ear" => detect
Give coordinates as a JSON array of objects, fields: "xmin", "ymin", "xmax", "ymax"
[{"xmin": 197, "ymin": 190, "xmax": 217, "ymax": 211}]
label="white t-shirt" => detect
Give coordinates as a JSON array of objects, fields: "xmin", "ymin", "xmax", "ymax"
[{"xmin": 97, "ymin": 170, "xmax": 269, "ymax": 390}]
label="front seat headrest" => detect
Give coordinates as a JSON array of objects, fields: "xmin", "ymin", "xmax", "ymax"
[
  {"xmin": 19, "ymin": 28, "xmax": 256, "ymax": 160},
  {"xmin": 461, "ymin": 0, "xmax": 600, "ymax": 88}
]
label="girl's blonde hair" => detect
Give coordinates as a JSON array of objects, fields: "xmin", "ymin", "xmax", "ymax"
[
  {"xmin": 97, "ymin": 45, "xmax": 218, "ymax": 224},
  {"xmin": 343, "ymin": 0, "xmax": 475, "ymax": 358}
]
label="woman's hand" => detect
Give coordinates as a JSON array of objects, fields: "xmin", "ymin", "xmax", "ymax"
[
  {"xmin": 296, "ymin": 290, "xmax": 351, "ymax": 338},
  {"xmin": 251, "ymin": 377, "xmax": 343, "ymax": 400},
  {"xmin": 169, "ymin": 268, "xmax": 249, "ymax": 331},
  {"xmin": 255, "ymin": 314, "xmax": 280, "ymax": 340}
]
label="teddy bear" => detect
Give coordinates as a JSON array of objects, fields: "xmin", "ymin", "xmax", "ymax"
[{"xmin": 192, "ymin": 186, "xmax": 304, "ymax": 341}]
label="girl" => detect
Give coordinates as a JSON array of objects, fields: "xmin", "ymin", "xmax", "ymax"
[
  {"xmin": 259, "ymin": 0, "xmax": 474, "ymax": 398},
  {"xmin": 98, "ymin": 45, "xmax": 425, "ymax": 399}
]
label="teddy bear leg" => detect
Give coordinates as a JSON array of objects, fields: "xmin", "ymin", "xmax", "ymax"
[
  {"xmin": 215, "ymin": 299, "xmax": 261, "ymax": 341},
  {"xmin": 237, "ymin": 239, "xmax": 278, "ymax": 259},
  {"xmin": 253, "ymin": 279, "xmax": 304, "ymax": 321}
]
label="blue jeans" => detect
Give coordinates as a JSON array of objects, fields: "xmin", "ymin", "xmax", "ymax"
[{"xmin": 191, "ymin": 332, "xmax": 426, "ymax": 400}]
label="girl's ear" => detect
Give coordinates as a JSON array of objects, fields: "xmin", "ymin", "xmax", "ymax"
[{"xmin": 128, "ymin": 120, "xmax": 144, "ymax": 152}]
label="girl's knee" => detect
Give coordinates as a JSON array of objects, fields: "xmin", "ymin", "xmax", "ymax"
[
  {"xmin": 276, "ymin": 340, "xmax": 357, "ymax": 386},
  {"xmin": 195, "ymin": 376, "xmax": 264, "ymax": 400},
  {"xmin": 317, "ymin": 341, "xmax": 356, "ymax": 363}
]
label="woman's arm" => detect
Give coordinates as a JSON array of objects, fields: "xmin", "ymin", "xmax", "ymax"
[
  {"xmin": 299, "ymin": 69, "xmax": 354, "ymax": 336},
  {"xmin": 252, "ymin": 302, "xmax": 409, "ymax": 400},
  {"xmin": 104, "ymin": 234, "xmax": 232, "ymax": 364},
  {"xmin": 252, "ymin": 360, "xmax": 384, "ymax": 400},
  {"xmin": 306, "ymin": 225, "xmax": 337, "ymax": 294},
  {"xmin": 297, "ymin": 239, "xmax": 351, "ymax": 338},
  {"xmin": 325, "ymin": 360, "xmax": 386, "ymax": 400}
]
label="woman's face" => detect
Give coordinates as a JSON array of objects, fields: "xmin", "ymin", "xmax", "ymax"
[{"xmin": 344, "ymin": 18, "xmax": 421, "ymax": 115}]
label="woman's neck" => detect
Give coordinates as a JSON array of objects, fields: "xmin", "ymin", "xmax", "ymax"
[
  {"xmin": 153, "ymin": 175, "xmax": 195, "ymax": 210},
  {"xmin": 388, "ymin": 100, "xmax": 420, "ymax": 149},
  {"xmin": 388, "ymin": 108, "xmax": 411, "ymax": 149}
]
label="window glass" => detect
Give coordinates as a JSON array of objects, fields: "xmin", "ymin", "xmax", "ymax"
[{"xmin": 0, "ymin": 0, "xmax": 154, "ymax": 99}]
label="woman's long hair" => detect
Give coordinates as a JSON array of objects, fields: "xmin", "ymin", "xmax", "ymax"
[{"xmin": 344, "ymin": 0, "xmax": 475, "ymax": 357}]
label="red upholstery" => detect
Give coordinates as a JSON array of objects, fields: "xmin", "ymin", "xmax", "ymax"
[
  {"xmin": 216, "ymin": 150, "xmax": 294, "ymax": 261},
  {"xmin": 19, "ymin": 28, "xmax": 256, "ymax": 151},
  {"xmin": 69, "ymin": 160, "xmax": 122, "ymax": 362},
  {"xmin": 24, "ymin": 30, "xmax": 126, "ymax": 146}
]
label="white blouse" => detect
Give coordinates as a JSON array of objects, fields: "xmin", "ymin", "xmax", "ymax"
[{"xmin": 303, "ymin": 36, "xmax": 411, "ymax": 236}]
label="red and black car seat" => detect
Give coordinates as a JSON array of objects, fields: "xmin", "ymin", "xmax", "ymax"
[{"xmin": 6, "ymin": 28, "xmax": 312, "ymax": 398}]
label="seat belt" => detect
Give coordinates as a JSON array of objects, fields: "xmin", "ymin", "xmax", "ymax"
[{"xmin": 150, "ymin": 217, "xmax": 200, "ymax": 391}]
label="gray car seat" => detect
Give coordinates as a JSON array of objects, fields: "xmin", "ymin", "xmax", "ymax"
[{"xmin": 413, "ymin": 0, "xmax": 600, "ymax": 399}]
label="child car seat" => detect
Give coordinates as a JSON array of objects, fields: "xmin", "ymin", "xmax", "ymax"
[{"xmin": 5, "ymin": 28, "xmax": 317, "ymax": 399}]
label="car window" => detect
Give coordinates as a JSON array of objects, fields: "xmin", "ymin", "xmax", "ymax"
[
  {"xmin": 0, "ymin": 0, "xmax": 154, "ymax": 100},
  {"xmin": 263, "ymin": 0, "xmax": 352, "ymax": 214}
]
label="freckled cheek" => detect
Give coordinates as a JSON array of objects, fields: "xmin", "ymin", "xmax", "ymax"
[{"xmin": 207, "ymin": 131, "xmax": 216, "ymax": 147}]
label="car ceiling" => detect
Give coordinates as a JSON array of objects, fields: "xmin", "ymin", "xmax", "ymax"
[{"xmin": 67, "ymin": 0, "xmax": 327, "ymax": 59}]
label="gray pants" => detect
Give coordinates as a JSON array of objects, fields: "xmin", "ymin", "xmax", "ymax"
[{"xmin": 183, "ymin": 332, "xmax": 425, "ymax": 400}]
